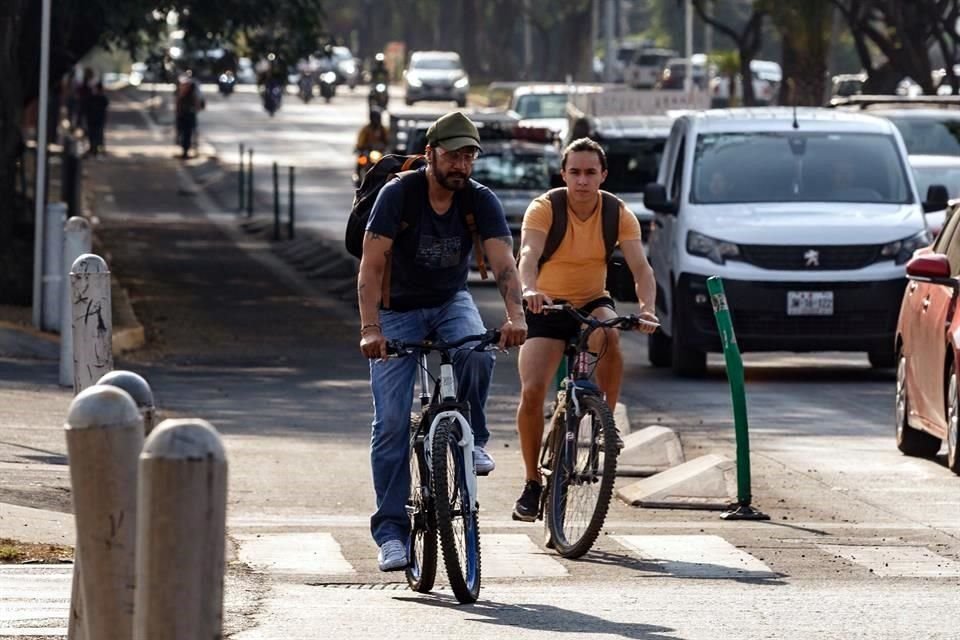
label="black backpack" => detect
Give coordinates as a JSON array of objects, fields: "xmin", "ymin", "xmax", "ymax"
[{"xmin": 539, "ymin": 187, "xmax": 621, "ymax": 267}]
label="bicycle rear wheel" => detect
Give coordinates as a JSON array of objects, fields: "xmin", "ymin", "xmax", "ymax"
[
  {"xmin": 431, "ymin": 417, "xmax": 481, "ymax": 603},
  {"xmin": 406, "ymin": 415, "xmax": 437, "ymax": 593},
  {"xmin": 546, "ymin": 390, "xmax": 619, "ymax": 558}
]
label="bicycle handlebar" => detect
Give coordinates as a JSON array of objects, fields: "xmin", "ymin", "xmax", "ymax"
[
  {"xmin": 541, "ymin": 304, "xmax": 660, "ymax": 331},
  {"xmin": 385, "ymin": 328, "xmax": 503, "ymax": 357}
]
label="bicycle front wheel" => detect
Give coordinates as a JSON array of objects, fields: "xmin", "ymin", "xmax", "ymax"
[
  {"xmin": 406, "ymin": 415, "xmax": 437, "ymax": 593},
  {"xmin": 546, "ymin": 391, "xmax": 619, "ymax": 558},
  {"xmin": 431, "ymin": 417, "xmax": 481, "ymax": 603}
]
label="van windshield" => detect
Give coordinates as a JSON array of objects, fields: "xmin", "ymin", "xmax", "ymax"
[
  {"xmin": 691, "ymin": 132, "xmax": 913, "ymax": 204},
  {"xmin": 599, "ymin": 138, "xmax": 666, "ymax": 194}
]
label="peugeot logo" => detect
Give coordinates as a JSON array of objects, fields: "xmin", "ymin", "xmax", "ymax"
[{"xmin": 804, "ymin": 249, "xmax": 820, "ymax": 268}]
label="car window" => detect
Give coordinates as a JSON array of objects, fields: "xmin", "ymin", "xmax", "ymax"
[
  {"xmin": 471, "ymin": 149, "xmax": 560, "ymax": 190},
  {"xmin": 691, "ymin": 132, "xmax": 913, "ymax": 204},
  {"xmin": 912, "ymin": 164, "xmax": 960, "ymax": 199},
  {"xmin": 934, "ymin": 208, "xmax": 960, "ymax": 254},
  {"xmin": 412, "ymin": 57, "xmax": 461, "ymax": 71},
  {"xmin": 887, "ymin": 116, "xmax": 960, "ymax": 156},
  {"xmin": 594, "ymin": 138, "xmax": 666, "ymax": 195},
  {"xmin": 945, "ymin": 223, "xmax": 960, "ymax": 275},
  {"xmin": 514, "ymin": 94, "xmax": 567, "ymax": 119}
]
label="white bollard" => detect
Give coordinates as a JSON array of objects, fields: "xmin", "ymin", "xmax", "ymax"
[
  {"xmin": 134, "ymin": 419, "xmax": 227, "ymax": 640},
  {"xmin": 69, "ymin": 254, "xmax": 112, "ymax": 394},
  {"xmin": 97, "ymin": 370, "xmax": 157, "ymax": 435},
  {"xmin": 60, "ymin": 217, "xmax": 93, "ymax": 388},
  {"xmin": 65, "ymin": 385, "xmax": 144, "ymax": 640},
  {"xmin": 41, "ymin": 202, "xmax": 67, "ymax": 332}
]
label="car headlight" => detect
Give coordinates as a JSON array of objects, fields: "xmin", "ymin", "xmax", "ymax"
[
  {"xmin": 407, "ymin": 75, "xmax": 422, "ymax": 88},
  {"xmin": 686, "ymin": 231, "xmax": 741, "ymax": 265},
  {"xmin": 880, "ymin": 230, "xmax": 932, "ymax": 265},
  {"xmin": 454, "ymin": 76, "xmax": 469, "ymax": 89},
  {"xmin": 340, "ymin": 61, "xmax": 356, "ymax": 74}
]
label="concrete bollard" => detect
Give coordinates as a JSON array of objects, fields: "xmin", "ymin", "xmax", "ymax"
[
  {"xmin": 65, "ymin": 385, "xmax": 144, "ymax": 640},
  {"xmin": 134, "ymin": 419, "xmax": 227, "ymax": 640},
  {"xmin": 97, "ymin": 370, "xmax": 157, "ymax": 436},
  {"xmin": 60, "ymin": 218, "xmax": 93, "ymax": 388},
  {"xmin": 42, "ymin": 202, "xmax": 67, "ymax": 332},
  {"xmin": 69, "ymin": 254, "xmax": 113, "ymax": 394}
]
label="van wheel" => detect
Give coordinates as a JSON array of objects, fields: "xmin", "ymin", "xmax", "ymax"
[
  {"xmin": 648, "ymin": 330, "xmax": 671, "ymax": 368},
  {"xmin": 896, "ymin": 355, "xmax": 941, "ymax": 457},
  {"xmin": 671, "ymin": 312, "xmax": 706, "ymax": 377},
  {"xmin": 868, "ymin": 348, "xmax": 896, "ymax": 369}
]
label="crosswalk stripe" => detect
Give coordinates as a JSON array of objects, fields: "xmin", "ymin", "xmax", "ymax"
[
  {"xmin": 481, "ymin": 534, "xmax": 568, "ymax": 578},
  {"xmin": 816, "ymin": 544, "xmax": 960, "ymax": 578},
  {"xmin": 613, "ymin": 535, "xmax": 775, "ymax": 578},
  {"xmin": 233, "ymin": 532, "xmax": 354, "ymax": 575},
  {"xmin": 0, "ymin": 628, "xmax": 67, "ymax": 637}
]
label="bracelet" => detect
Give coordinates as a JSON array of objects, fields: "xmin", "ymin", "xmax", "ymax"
[{"xmin": 360, "ymin": 323, "xmax": 381, "ymax": 335}]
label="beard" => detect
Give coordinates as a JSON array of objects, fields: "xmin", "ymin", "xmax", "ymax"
[{"xmin": 430, "ymin": 149, "xmax": 469, "ymax": 191}]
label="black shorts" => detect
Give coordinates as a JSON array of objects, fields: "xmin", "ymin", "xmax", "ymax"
[{"xmin": 525, "ymin": 297, "xmax": 616, "ymax": 341}]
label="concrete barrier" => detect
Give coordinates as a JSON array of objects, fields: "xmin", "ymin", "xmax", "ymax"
[
  {"xmin": 68, "ymin": 254, "xmax": 112, "ymax": 394},
  {"xmin": 59, "ymin": 217, "xmax": 92, "ymax": 387},
  {"xmin": 617, "ymin": 425, "xmax": 685, "ymax": 477},
  {"xmin": 97, "ymin": 370, "xmax": 157, "ymax": 435},
  {"xmin": 616, "ymin": 453, "xmax": 737, "ymax": 509}
]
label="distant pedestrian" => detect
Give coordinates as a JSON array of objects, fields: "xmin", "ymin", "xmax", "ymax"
[
  {"xmin": 175, "ymin": 71, "xmax": 205, "ymax": 159},
  {"xmin": 85, "ymin": 82, "xmax": 109, "ymax": 157}
]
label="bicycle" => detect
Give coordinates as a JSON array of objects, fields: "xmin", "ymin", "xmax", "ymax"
[
  {"xmin": 535, "ymin": 303, "xmax": 659, "ymax": 558},
  {"xmin": 387, "ymin": 328, "xmax": 502, "ymax": 604}
]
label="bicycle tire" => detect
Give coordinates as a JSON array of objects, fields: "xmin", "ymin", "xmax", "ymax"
[
  {"xmin": 545, "ymin": 390, "xmax": 619, "ymax": 559},
  {"xmin": 406, "ymin": 415, "xmax": 437, "ymax": 592},
  {"xmin": 431, "ymin": 417, "xmax": 481, "ymax": 603}
]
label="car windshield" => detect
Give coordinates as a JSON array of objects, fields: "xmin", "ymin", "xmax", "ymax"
[
  {"xmin": 886, "ymin": 116, "xmax": 960, "ymax": 156},
  {"xmin": 514, "ymin": 94, "xmax": 567, "ymax": 119},
  {"xmin": 412, "ymin": 58, "xmax": 461, "ymax": 71},
  {"xmin": 471, "ymin": 150, "xmax": 559, "ymax": 190},
  {"xmin": 912, "ymin": 163, "xmax": 960, "ymax": 198},
  {"xmin": 691, "ymin": 132, "xmax": 913, "ymax": 204},
  {"xmin": 598, "ymin": 138, "xmax": 666, "ymax": 194}
]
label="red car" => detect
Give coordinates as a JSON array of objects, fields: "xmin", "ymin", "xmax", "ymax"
[{"xmin": 895, "ymin": 212, "xmax": 960, "ymax": 474}]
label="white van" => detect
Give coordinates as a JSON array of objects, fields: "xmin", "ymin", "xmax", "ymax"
[{"xmin": 643, "ymin": 108, "xmax": 947, "ymax": 376}]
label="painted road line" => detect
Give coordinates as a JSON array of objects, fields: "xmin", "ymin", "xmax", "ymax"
[
  {"xmin": 0, "ymin": 564, "xmax": 70, "ymax": 637},
  {"xmin": 613, "ymin": 535, "xmax": 775, "ymax": 578},
  {"xmin": 234, "ymin": 532, "xmax": 354, "ymax": 575},
  {"xmin": 481, "ymin": 534, "xmax": 568, "ymax": 578},
  {"xmin": 817, "ymin": 544, "xmax": 960, "ymax": 578}
]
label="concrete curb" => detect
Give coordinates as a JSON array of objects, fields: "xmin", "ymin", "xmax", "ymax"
[
  {"xmin": 617, "ymin": 425, "xmax": 685, "ymax": 477},
  {"xmin": 0, "ymin": 501, "xmax": 75, "ymax": 546},
  {"xmin": 616, "ymin": 453, "xmax": 737, "ymax": 510}
]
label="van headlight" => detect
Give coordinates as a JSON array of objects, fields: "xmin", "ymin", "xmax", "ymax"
[
  {"xmin": 686, "ymin": 231, "xmax": 741, "ymax": 265},
  {"xmin": 406, "ymin": 75, "xmax": 422, "ymax": 88},
  {"xmin": 454, "ymin": 76, "xmax": 469, "ymax": 89},
  {"xmin": 880, "ymin": 230, "xmax": 932, "ymax": 265}
]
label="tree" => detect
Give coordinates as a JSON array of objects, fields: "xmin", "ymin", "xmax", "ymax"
[
  {"xmin": 764, "ymin": 0, "xmax": 831, "ymax": 106},
  {"xmin": 690, "ymin": 0, "xmax": 766, "ymax": 105}
]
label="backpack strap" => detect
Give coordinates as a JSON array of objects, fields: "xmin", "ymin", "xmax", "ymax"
[
  {"xmin": 599, "ymin": 190, "xmax": 621, "ymax": 261},
  {"xmin": 540, "ymin": 188, "xmax": 569, "ymax": 267},
  {"xmin": 461, "ymin": 183, "xmax": 488, "ymax": 280},
  {"xmin": 382, "ymin": 169, "xmax": 425, "ymax": 309},
  {"xmin": 540, "ymin": 188, "xmax": 620, "ymax": 267}
]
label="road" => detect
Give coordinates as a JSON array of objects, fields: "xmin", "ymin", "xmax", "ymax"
[{"xmin": 1, "ymin": 84, "xmax": 959, "ymax": 639}]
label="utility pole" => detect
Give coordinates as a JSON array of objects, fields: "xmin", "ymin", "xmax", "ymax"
[
  {"xmin": 32, "ymin": 0, "xmax": 52, "ymax": 328},
  {"xmin": 603, "ymin": 0, "xmax": 616, "ymax": 83},
  {"xmin": 523, "ymin": 0, "xmax": 533, "ymax": 78},
  {"xmin": 684, "ymin": 0, "xmax": 693, "ymax": 96}
]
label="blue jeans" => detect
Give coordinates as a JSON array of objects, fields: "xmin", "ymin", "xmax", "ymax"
[{"xmin": 369, "ymin": 290, "xmax": 495, "ymax": 546}]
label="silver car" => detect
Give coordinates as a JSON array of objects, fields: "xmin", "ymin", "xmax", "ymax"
[{"xmin": 404, "ymin": 51, "xmax": 469, "ymax": 107}]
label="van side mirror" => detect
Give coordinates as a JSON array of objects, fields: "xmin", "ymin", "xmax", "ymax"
[
  {"xmin": 643, "ymin": 183, "xmax": 677, "ymax": 215},
  {"xmin": 924, "ymin": 184, "xmax": 949, "ymax": 213}
]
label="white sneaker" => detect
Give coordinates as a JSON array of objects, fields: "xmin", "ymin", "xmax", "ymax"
[
  {"xmin": 473, "ymin": 446, "xmax": 496, "ymax": 476},
  {"xmin": 377, "ymin": 539, "xmax": 408, "ymax": 572}
]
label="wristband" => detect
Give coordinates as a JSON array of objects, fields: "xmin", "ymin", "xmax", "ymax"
[{"xmin": 360, "ymin": 323, "xmax": 381, "ymax": 336}]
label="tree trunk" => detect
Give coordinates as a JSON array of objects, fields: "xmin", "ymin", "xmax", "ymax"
[
  {"xmin": 774, "ymin": 0, "xmax": 829, "ymax": 106},
  {"xmin": 0, "ymin": 1, "xmax": 25, "ymax": 249},
  {"xmin": 557, "ymin": 1, "xmax": 593, "ymax": 81},
  {"xmin": 460, "ymin": 0, "xmax": 479, "ymax": 77}
]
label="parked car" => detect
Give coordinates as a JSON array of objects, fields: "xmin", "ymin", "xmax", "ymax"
[
  {"xmin": 710, "ymin": 59, "xmax": 782, "ymax": 106},
  {"xmin": 404, "ymin": 51, "xmax": 469, "ymax": 107},
  {"xmin": 624, "ymin": 48, "xmax": 677, "ymax": 89},
  {"xmin": 658, "ymin": 54, "xmax": 711, "ymax": 90},
  {"xmin": 895, "ymin": 204, "xmax": 960, "ymax": 473},
  {"xmin": 643, "ymin": 107, "xmax": 940, "ymax": 376}
]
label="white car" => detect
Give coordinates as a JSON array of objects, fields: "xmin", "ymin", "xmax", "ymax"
[
  {"xmin": 710, "ymin": 59, "xmax": 782, "ymax": 106},
  {"xmin": 404, "ymin": 51, "xmax": 469, "ymax": 107},
  {"xmin": 643, "ymin": 107, "xmax": 938, "ymax": 375}
]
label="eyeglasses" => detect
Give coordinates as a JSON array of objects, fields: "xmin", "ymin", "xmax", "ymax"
[{"xmin": 436, "ymin": 147, "xmax": 480, "ymax": 164}]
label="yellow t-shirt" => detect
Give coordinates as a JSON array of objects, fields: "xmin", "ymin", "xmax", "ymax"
[{"xmin": 521, "ymin": 192, "xmax": 642, "ymax": 307}]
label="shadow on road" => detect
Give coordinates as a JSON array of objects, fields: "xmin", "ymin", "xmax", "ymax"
[{"xmin": 568, "ymin": 549, "xmax": 788, "ymax": 586}]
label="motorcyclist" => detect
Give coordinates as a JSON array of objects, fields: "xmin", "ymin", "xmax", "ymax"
[
  {"xmin": 356, "ymin": 108, "xmax": 390, "ymax": 152},
  {"xmin": 370, "ymin": 53, "xmax": 390, "ymax": 85}
]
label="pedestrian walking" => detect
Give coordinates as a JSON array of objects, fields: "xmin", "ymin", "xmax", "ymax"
[
  {"xmin": 174, "ymin": 71, "xmax": 205, "ymax": 159},
  {"xmin": 85, "ymin": 82, "xmax": 109, "ymax": 157}
]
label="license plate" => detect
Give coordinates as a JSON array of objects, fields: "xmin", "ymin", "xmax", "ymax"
[{"xmin": 787, "ymin": 291, "xmax": 834, "ymax": 316}]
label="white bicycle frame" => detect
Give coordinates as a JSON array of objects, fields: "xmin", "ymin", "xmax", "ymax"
[{"xmin": 420, "ymin": 359, "xmax": 478, "ymax": 515}]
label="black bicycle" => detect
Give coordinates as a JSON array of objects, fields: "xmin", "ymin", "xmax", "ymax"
[
  {"xmin": 537, "ymin": 304, "xmax": 659, "ymax": 558},
  {"xmin": 388, "ymin": 329, "xmax": 501, "ymax": 604}
]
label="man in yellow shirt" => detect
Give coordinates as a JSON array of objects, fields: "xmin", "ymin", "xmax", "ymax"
[{"xmin": 512, "ymin": 137, "xmax": 659, "ymax": 521}]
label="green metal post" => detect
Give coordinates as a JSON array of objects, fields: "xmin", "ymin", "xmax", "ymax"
[{"xmin": 706, "ymin": 276, "xmax": 769, "ymax": 521}]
